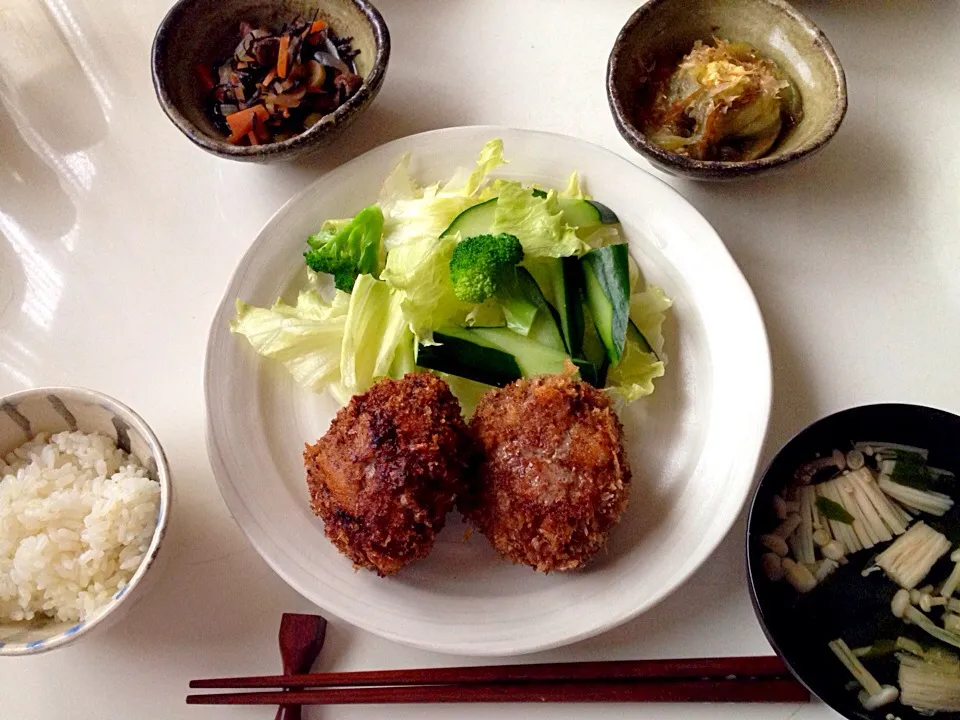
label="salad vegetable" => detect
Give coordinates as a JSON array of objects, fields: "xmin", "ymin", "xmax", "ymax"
[
  {"xmin": 304, "ymin": 205, "xmax": 384, "ymax": 292},
  {"xmin": 232, "ymin": 139, "xmax": 671, "ymax": 412}
]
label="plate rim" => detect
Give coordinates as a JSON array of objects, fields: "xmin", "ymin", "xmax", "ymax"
[{"xmin": 204, "ymin": 125, "xmax": 773, "ymax": 655}]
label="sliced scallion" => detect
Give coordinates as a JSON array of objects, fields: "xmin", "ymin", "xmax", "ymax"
[{"xmin": 817, "ymin": 496, "xmax": 855, "ymax": 524}]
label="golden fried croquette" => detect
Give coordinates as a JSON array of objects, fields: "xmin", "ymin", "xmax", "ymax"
[
  {"xmin": 304, "ymin": 373, "xmax": 472, "ymax": 576},
  {"xmin": 462, "ymin": 373, "xmax": 631, "ymax": 573}
]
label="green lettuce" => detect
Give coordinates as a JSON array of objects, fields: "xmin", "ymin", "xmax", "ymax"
[
  {"xmin": 493, "ymin": 181, "xmax": 590, "ymax": 258},
  {"xmin": 380, "ymin": 140, "xmax": 506, "ymax": 250},
  {"xmin": 559, "ymin": 171, "xmax": 588, "ymax": 200},
  {"xmin": 230, "ymin": 289, "xmax": 350, "ymax": 390},
  {"xmin": 381, "ymin": 234, "xmax": 466, "ymax": 340},
  {"xmin": 630, "ymin": 285, "xmax": 672, "ymax": 356},
  {"xmin": 605, "ymin": 285, "xmax": 672, "ymax": 402},
  {"xmin": 340, "ymin": 274, "xmax": 408, "ymax": 394}
]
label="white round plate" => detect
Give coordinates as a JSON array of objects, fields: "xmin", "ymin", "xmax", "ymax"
[{"xmin": 205, "ymin": 126, "xmax": 771, "ymax": 656}]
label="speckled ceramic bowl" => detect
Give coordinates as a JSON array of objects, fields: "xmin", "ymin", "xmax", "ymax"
[
  {"xmin": 0, "ymin": 387, "xmax": 171, "ymax": 656},
  {"xmin": 151, "ymin": 0, "xmax": 390, "ymax": 163},
  {"xmin": 607, "ymin": 0, "xmax": 847, "ymax": 180}
]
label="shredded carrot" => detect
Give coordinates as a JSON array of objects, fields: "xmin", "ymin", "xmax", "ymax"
[
  {"xmin": 261, "ymin": 69, "xmax": 276, "ymax": 87},
  {"xmin": 310, "ymin": 20, "xmax": 326, "ymax": 33},
  {"xmin": 226, "ymin": 104, "xmax": 269, "ymax": 143},
  {"xmin": 277, "ymin": 35, "xmax": 290, "ymax": 79}
]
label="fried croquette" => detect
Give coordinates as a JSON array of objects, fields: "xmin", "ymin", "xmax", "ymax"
[
  {"xmin": 462, "ymin": 373, "xmax": 631, "ymax": 572},
  {"xmin": 304, "ymin": 373, "xmax": 472, "ymax": 576}
]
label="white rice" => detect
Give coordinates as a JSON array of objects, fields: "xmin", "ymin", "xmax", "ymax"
[{"xmin": 0, "ymin": 431, "xmax": 160, "ymax": 624}]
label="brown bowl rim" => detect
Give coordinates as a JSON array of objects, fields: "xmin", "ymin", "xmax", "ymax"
[
  {"xmin": 150, "ymin": 0, "xmax": 390, "ymax": 160},
  {"xmin": 606, "ymin": 0, "xmax": 848, "ymax": 178}
]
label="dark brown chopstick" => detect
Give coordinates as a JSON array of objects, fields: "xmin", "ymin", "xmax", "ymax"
[
  {"xmin": 187, "ymin": 678, "xmax": 808, "ymax": 706},
  {"xmin": 190, "ymin": 655, "xmax": 789, "ymax": 690}
]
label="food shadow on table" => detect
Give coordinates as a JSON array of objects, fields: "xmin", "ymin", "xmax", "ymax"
[
  {"xmin": 0, "ymin": 100, "xmax": 77, "ymax": 243},
  {"xmin": 287, "ymin": 92, "xmax": 467, "ymax": 176},
  {"xmin": 677, "ymin": 115, "xmax": 906, "ymax": 254}
]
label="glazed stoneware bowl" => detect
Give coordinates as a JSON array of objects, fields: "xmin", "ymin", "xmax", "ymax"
[
  {"xmin": 607, "ymin": 0, "xmax": 847, "ymax": 180},
  {"xmin": 0, "ymin": 387, "xmax": 172, "ymax": 656},
  {"xmin": 151, "ymin": 0, "xmax": 390, "ymax": 163},
  {"xmin": 747, "ymin": 404, "xmax": 960, "ymax": 720}
]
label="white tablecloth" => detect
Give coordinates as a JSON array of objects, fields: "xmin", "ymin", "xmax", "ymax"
[{"xmin": 2, "ymin": 0, "xmax": 958, "ymax": 717}]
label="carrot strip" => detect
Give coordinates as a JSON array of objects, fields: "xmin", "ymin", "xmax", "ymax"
[
  {"xmin": 309, "ymin": 20, "xmax": 326, "ymax": 33},
  {"xmin": 277, "ymin": 35, "xmax": 290, "ymax": 79},
  {"xmin": 247, "ymin": 131, "xmax": 259, "ymax": 146},
  {"xmin": 226, "ymin": 105, "xmax": 269, "ymax": 143},
  {"xmin": 261, "ymin": 69, "xmax": 276, "ymax": 87}
]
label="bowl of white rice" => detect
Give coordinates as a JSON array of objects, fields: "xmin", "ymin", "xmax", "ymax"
[{"xmin": 0, "ymin": 387, "xmax": 170, "ymax": 655}]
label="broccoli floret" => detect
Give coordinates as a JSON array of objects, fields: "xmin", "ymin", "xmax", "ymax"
[
  {"xmin": 304, "ymin": 205, "xmax": 384, "ymax": 293},
  {"xmin": 449, "ymin": 233, "xmax": 524, "ymax": 303}
]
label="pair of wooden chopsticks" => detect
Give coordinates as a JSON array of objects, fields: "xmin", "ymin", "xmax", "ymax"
[{"xmin": 187, "ymin": 656, "xmax": 809, "ymax": 706}]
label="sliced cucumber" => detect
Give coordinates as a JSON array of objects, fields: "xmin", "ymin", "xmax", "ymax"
[
  {"xmin": 416, "ymin": 331, "xmax": 521, "ymax": 388},
  {"xmin": 580, "ymin": 302, "xmax": 610, "ymax": 386},
  {"xmin": 546, "ymin": 256, "xmax": 585, "ymax": 357},
  {"xmin": 573, "ymin": 359, "xmax": 602, "ymax": 387},
  {"xmin": 417, "ymin": 326, "xmax": 573, "ymax": 388},
  {"xmin": 442, "ymin": 197, "xmax": 497, "ymax": 237},
  {"xmin": 516, "ymin": 268, "xmax": 564, "ymax": 351},
  {"xmin": 467, "ymin": 327, "xmax": 572, "ymax": 378},
  {"xmin": 582, "ymin": 244, "xmax": 631, "ymax": 364},
  {"xmin": 559, "ymin": 198, "xmax": 619, "ymax": 228},
  {"xmin": 527, "ymin": 308, "xmax": 565, "ymax": 353},
  {"xmin": 500, "ymin": 268, "xmax": 546, "ymax": 337}
]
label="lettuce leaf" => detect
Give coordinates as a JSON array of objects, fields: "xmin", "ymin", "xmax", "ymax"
[
  {"xmin": 493, "ymin": 181, "xmax": 590, "ymax": 258},
  {"xmin": 230, "ymin": 289, "xmax": 350, "ymax": 391},
  {"xmin": 605, "ymin": 284, "xmax": 672, "ymax": 402},
  {"xmin": 436, "ymin": 373, "xmax": 493, "ymax": 418},
  {"xmin": 340, "ymin": 274, "xmax": 408, "ymax": 393},
  {"xmin": 381, "ymin": 234, "xmax": 466, "ymax": 340},
  {"xmin": 630, "ymin": 285, "xmax": 672, "ymax": 356},
  {"xmin": 441, "ymin": 138, "xmax": 506, "ymax": 197},
  {"xmin": 605, "ymin": 341, "xmax": 665, "ymax": 403},
  {"xmin": 559, "ymin": 171, "xmax": 588, "ymax": 200},
  {"xmin": 380, "ymin": 140, "xmax": 506, "ymax": 250}
]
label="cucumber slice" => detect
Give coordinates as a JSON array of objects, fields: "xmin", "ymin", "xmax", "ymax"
[
  {"xmin": 559, "ymin": 198, "xmax": 620, "ymax": 228},
  {"xmin": 582, "ymin": 244, "xmax": 631, "ymax": 364},
  {"xmin": 500, "ymin": 268, "xmax": 545, "ymax": 337},
  {"xmin": 516, "ymin": 268, "xmax": 564, "ymax": 351},
  {"xmin": 527, "ymin": 308, "xmax": 565, "ymax": 353},
  {"xmin": 573, "ymin": 359, "xmax": 602, "ymax": 387},
  {"xmin": 580, "ymin": 303, "xmax": 610, "ymax": 386},
  {"xmin": 417, "ymin": 326, "xmax": 573, "ymax": 388},
  {"xmin": 546, "ymin": 257, "xmax": 585, "ymax": 357},
  {"xmin": 467, "ymin": 327, "xmax": 572, "ymax": 378},
  {"xmin": 416, "ymin": 332, "xmax": 521, "ymax": 388},
  {"xmin": 442, "ymin": 197, "xmax": 497, "ymax": 237}
]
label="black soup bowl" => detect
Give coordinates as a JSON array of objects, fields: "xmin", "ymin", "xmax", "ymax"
[{"xmin": 747, "ymin": 404, "xmax": 960, "ymax": 720}]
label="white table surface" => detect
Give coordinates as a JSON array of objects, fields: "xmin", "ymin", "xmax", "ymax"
[{"xmin": 2, "ymin": 0, "xmax": 958, "ymax": 717}]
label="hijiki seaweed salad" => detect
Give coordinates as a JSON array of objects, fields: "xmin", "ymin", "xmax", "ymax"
[
  {"xmin": 759, "ymin": 442, "xmax": 960, "ymax": 714},
  {"xmin": 201, "ymin": 16, "xmax": 362, "ymax": 145},
  {"xmin": 229, "ymin": 139, "xmax": 671, "ymax": 414}
]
